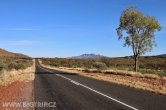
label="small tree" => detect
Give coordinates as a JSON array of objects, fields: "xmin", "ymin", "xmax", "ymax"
[{"xmin": 116, "ymin": 6, "xmax": 161, "ymax": 72}]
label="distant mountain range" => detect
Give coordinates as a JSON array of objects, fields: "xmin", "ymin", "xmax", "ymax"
[
  {"xmin": 71, "ymin": 54, "xmax": 108, "ymax": 59},
  {"xmin": 0, "ymin": 48, "xmax": 165, "ymax": 59},
  {"xmin": 153, "ymin": 54, "xmax": 166, "ymax": 58},
  {"xmin": 71, "ymin": 53, "xmax": 166, "ymax": 59},
  {"xmin": 0, "ymin": 48, "xmax": 30, "ymax": 58}
]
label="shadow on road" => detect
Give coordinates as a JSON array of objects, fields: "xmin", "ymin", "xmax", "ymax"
[{"xmin": 36, "ymin": 68, "xmax": 78, "ymax": 75}]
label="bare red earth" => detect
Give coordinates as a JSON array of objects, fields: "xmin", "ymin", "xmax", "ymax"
[{"xmin": 0, "ymin": 81, "xmax": 33, "ymax": 110}]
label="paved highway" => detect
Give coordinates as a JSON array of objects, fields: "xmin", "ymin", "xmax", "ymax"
[{"xmin": 35, "ymin": 62, "xmax": 166, "ymax": 110}]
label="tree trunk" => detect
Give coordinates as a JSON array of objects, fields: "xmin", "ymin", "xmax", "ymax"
[{"xmin": 134, "ymin": 56, "xmax": 138, "ymax": 72}]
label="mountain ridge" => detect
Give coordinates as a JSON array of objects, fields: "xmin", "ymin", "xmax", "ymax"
[{"xmin": 71, "ymin": 54, "xmax": 108, "ymax": 59}]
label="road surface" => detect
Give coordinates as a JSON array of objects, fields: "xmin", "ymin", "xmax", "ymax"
[{"xmin": 35, "ymin": 62, "xmax": 166, "ymax": 110}]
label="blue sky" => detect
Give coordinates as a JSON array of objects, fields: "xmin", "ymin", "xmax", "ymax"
[{"xmin": 0, "ymin": 0, "xmax": 165, "ymax": 57}]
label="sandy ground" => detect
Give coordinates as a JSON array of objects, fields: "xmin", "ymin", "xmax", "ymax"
[
  {"xmin": 0, "ymin": 59, "xmax": 35, "ymax": 110},
  {"xmin": 39, "ymin": 60, "xmax": 166, "ymax": 95}
]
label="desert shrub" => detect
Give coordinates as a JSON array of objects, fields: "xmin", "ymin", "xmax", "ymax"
[
  {"xmin": 93, "ymin": 62, "xmax": 107, "ymax": 70},
  {"xmin": 41, "ymin": 56, "xmax": 166, "ymax": 76},
  {"xmin": 14, "ymin": 63, "xmax": 26, "ymax": 70},
  {"xmin": 0, "ymin": 63, "xmax": 8, "ymax": 71},
  {"xmin": 0, "ymin": 58, "xmax": 33, "ymax": 71},
  {"xmin": 100, "ymin": 57, "xmax": 111, "ymax": 67},
  {"xmin": 8, "ymin": 62, "xmax": 17, "ymax": 70},
  {"xmin": 156, "ymin": 71, "xmax": 166, "ymax": 77}
]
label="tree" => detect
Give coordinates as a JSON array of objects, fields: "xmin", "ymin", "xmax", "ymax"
[{"xmin": 116, "ymin": 6, "xmax": 161, "ymax": 72}]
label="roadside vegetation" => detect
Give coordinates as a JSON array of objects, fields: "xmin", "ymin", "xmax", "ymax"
[
  {"xmin": 0, "ymin": 49, "xmax": 34, "ymax": 86},
  {"xmin": 0, "ymin": 48, "xmax": 33, "ymax": 71},
  {"xmin": 41, "ymin": 56, "xmax": 166, "ymax": 76},
  {"xmin": 0, "ymin": 57, "xmax": 33, "ymax": 71},
  {"xmin": 40, "ymin": 58, "xmax": 166, "ymax": 95}
]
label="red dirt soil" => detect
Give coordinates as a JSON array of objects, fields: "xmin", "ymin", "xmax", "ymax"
[{"xmin": 0, "ymin": 81, "xmax": 34, "ymax": 110}]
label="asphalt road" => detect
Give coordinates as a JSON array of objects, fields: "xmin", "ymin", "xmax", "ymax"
[{"xmin": 35, "ymin": 62, "xmax": 166, "ymax": 110}]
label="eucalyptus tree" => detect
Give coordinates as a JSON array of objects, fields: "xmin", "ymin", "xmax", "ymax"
[{"xmin": 116, "ymin": 6, "xmax": 161, "ymax": 72}]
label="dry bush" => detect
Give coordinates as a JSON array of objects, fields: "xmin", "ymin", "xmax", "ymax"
[
  {"xmin": 0, "ymin": 57, "xmax": 32, "ymax": 71},
  {"xmin": 0, "ymin": 59, "xmax": 35, "ymax": 86},
  {"xmin": 41, "ymin": 56, "xmax": 166, "ymax": 76}
]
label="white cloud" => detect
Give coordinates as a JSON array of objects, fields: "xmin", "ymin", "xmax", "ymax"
[
  {"xmin": 0, "ymin": 40, "xmax": 35, "ymax": 46},
  {"xmin": 9, "ymin": 28, "xmax": 40, "ymax": 31}
]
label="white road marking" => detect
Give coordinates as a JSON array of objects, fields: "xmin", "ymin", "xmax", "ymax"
[
  {"xmin": 38, "ymin": 65, "xmax": 138, "ymax": 110},
  {"xmin": 56, "ymin": 74, "xmax": 80, "ymax": 85},
  {"xmin": 56, "ymin": 74, "xmax": 138, "ymax": 110},
  {"xmin": 70, "ymin": 80, "xmax": 80, "ymax": 85}
]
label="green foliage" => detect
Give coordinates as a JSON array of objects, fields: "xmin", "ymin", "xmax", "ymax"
[
  {"xmin": 117, "ymin": 6, "xmax": 161, "ymax": 55},
  {"xmin": 41, "ymin": 57, "xmax": 166, "ymax": 76},
  {"xmin": 116, "ymin": 6, "xmax": 161, "ymax": 72},
  {"xmin": 41, "ymin": 58, "xmax": 95, "ymax": 69},
  {"xmin": 93, "ymin": 62, "xmax": 107, "ymax": 70},
  {"xmin": 0, "ymin": 57, "xmax": 32, "ymax": 71}
]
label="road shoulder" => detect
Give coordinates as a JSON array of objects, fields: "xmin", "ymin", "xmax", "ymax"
[{"xmin": 39, "ymin": 60, "xmax": 166, "ymax": 95}]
